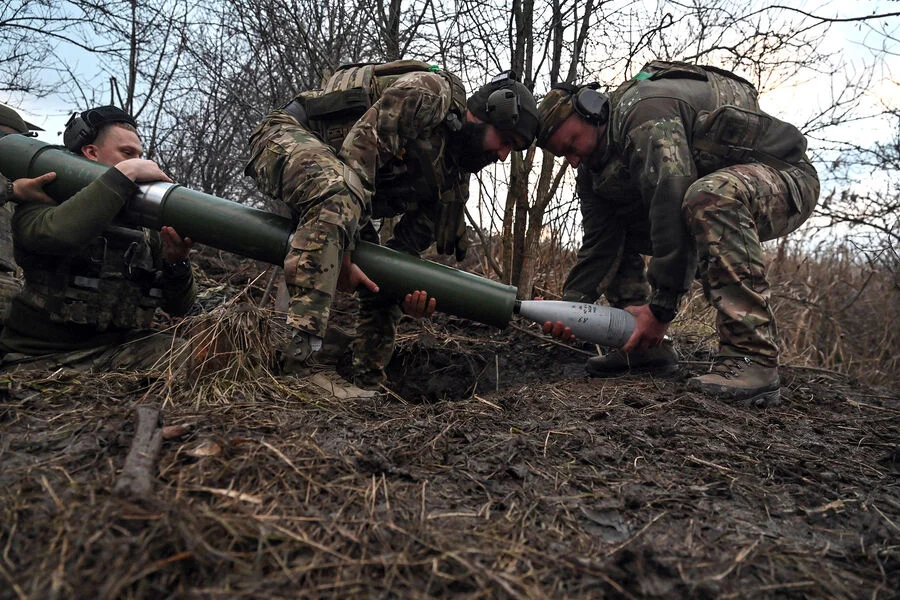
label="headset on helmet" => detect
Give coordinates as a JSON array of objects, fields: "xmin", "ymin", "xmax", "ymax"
[
  {"xmin": 485, "ymin": 71, "xmax": 524, "ymax": 130},
  {"xmin": 63, "ymin": 105, "xmax": 138, "ymax": 153},
  {"xmin": 551, "ymin": 82, "xmax": 610, "ymax": 125},
  {"xmin": 468, "ymin": 70, "xmax": 538, "ymax": 150}
]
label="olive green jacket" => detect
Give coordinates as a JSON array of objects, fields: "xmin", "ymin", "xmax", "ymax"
[{"xmin": 0, "ymin": 167, "xmax": 196, "ymax": 355}]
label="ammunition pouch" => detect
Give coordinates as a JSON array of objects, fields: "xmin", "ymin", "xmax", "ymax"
[
  {"xmin": 305, "ymin": 87, "xmax": 371, "ymax": 122},
  {"xmin": 692, "ymin": 105, "xmax": 808, "ymax": 172},
  {"xmin": 15, "ymin": 229, "xmax": 164, "ymax": 334}
]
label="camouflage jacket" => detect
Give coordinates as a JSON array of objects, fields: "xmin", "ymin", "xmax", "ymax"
[
  {"xmin": 293, "ymin": 68, "xmax": 470, "ymax": 227},
  {"xmin": 582, "ymin": 61, "xmax": 809, "ymax": 315},
  {"xmin": 0, "ymin": 167, "xmax": 196, "ymax": 355}
]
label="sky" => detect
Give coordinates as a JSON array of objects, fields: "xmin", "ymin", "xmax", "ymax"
[{"xmin": 10, "ymin": 1, "xmax": 897, "ymax": 154}]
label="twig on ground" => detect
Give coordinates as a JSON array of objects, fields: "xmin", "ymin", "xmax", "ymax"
[{"xmin": 115, "ymin": 405, "xmax": 163, "ymax": 498}]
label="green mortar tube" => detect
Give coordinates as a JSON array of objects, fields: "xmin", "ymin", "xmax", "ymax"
[{"xmin": 0, "ymin": 133, "xmax": 519, "ymax": 328}]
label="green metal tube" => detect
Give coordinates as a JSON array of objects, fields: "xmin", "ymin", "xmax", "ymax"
[
  {"xmin": 352, "ymin": 242, "xmax": 518, "ymax": 329},
  {"xmin": 0, "ymin": 133, "xmax": 520, "ymax": 329},
  {"xmin": 128, "ymin": 182, "xmax": 294, "ymax": 263},
  {"xmin": 0, "ymin": 134, "xmax": 294, "ymax": 263},
  {"xmin": 0, "ymin": 133, "xmax": 109, "ymax": 200}
]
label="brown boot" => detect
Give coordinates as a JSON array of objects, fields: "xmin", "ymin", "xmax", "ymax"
[
  {"xmin": 688, "ymin": 356, "xmax": 781, "ymax": 407},
  {"xmin": 308, "ymin": 371, "xmax": 380, "ymax": 400},
  {"xmin": 586, "ymin": 341, "xmax": 678, "ymax": 377}
]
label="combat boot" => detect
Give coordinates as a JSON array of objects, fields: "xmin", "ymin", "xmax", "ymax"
[
  {"xmin": 687, "ymin": 356, "xmax": 781, "ymax": 407},
  {"xmin": 586, "ymin": 340, "xmax": 678, "ymax": 377},
  {"xmin": 308, "ymin": 371, "xmax": 379, "ymax": 400},
  {"xmin": 281, "ymin": 331, "xmax": 379, "ymax": 400}
]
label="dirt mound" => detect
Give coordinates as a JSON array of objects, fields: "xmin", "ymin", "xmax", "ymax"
[{"xmin": 1, "ymin": 318, "xmax": 897, "ymax": 599}]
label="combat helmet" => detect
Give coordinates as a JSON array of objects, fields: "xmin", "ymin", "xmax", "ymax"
[
  {"xmin": 466, "ymin": 71, "xmax": 538, "ymax": 150},
  {"xmin": 536, "ymin": 83, "xmax": 609, "ymax": 148}
]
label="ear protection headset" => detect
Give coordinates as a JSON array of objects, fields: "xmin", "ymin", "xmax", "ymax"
[
  {"xmin": 63, "ymin": 105, "xmax": 138, "ymax": 153},
  {"xmin": 470, "ymin": 69, "xmax": 538, "ymax": 150},
  {"xmin": 551, "ymin": 82, "xmax": 610, "ymax": 125},
  {"xmin": 484, "ymin": 70, "xmax": 523, "ymax": 131}
]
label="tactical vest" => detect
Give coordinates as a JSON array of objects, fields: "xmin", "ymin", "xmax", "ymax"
[
  {"xmin": 610, "ymin": 60, "xmax": 759, "ymax": 113},
  {"xmin": 297, "ymin": 60, "xmax": 469, "ymax": 220},
  {"xmin": 610, "ymin": 60, "xmax": 809, "ymax": 174},
  {"xmin": 14, "ymin": 227, "xmax": 165, "ymax": 333},
  {"xmin": 305, "ymin": 60, "xmax": 467, "ymax": 150}
]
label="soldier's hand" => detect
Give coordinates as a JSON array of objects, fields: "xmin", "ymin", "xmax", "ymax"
[
  {"xmin": 161, "ymin": 226, "xmax": 194, "ymax": 262},
  {"xmin": 542, "ymin": 320, "xmax": 576, "ymax": 343},
  {"xmin": 621, "ymin": 304, "xmax": 668, "ymax": 352},
  {"xmin": 337, "ymin": 252, "xmax": 379, "ymax": 294},
  {"xmin": 115, "ymin": 158, "xmax": 172, "ymax": 183},
  {"xmin": 534, "ymin": 296, "xmax": 577, "ymax": 343},
  {"xmin": 11, "ymin": 172, "xmax": 57, "ymax": 204},
  {"xmin": 402, "ymin": 290, "xmax": 436, "ymax": 318}
]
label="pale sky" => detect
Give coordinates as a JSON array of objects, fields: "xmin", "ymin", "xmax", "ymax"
[{"xmin": 9, "ymin": 1, "xmax": 900, "ymax": 159}]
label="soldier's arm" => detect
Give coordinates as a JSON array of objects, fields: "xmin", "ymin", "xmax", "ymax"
[
  {"xmin": 619, "ymin": 97, "xmax": 698, "ymax": 321},
  {"xmin": 11, "ymin": 168, "xmax": 137, "ymax": 255},
  {"xmin": 160, "ymin": 264, "xmax": 196, "ymax": 317},
  {"xmin": 338, "ymin": 72, "xmax": 451, "ymax": 206},
  {"xmin": 148, "ymin": 229, "xmax": 197, "ymax": 317}
]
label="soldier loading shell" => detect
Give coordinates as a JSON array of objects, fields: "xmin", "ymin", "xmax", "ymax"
[
  {"xmin": 537, "ymin": 60, "xmax": 820, "ymax": 407},
  {"xmin": 245, "ymin": 61, "xmax": 538, "ymax": 397}
]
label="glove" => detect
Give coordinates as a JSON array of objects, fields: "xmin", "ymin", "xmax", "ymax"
[{"xmin": 434, "ymin": 189, "xmax": 467, "ymax": 260}]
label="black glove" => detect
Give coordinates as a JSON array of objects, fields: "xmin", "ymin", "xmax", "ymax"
[{"xmin": 434, "ymin": 190, "xmax": 467, "ymax": 260}]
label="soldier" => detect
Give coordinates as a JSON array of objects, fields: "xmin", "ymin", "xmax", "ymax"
[
  {"xmin": 0, "ymin": 104, "xmax": 56, "ymax": 323},
  {"xmin": 0, "ymin": 105, "xmax": 196, "ymax": 372},
  {"xmin": 536, "ymin": 61, "xmax": 819, "ymax": 407},
  {"xmin": 246, "ymin": 62, "xmax": 538, "ymax": 396}
]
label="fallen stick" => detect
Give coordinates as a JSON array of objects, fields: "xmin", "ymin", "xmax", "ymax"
[{"xmin": 115, "ymin": 405, "xmax": 163, "ymax": 497}]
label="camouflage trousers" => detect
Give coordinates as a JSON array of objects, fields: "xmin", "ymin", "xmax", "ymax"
[
  {"xmin": 351, "ymin": 286, "xmax": 403, "ymax": 388},
  {"xmin": 0, "ymin": 330, "xmax": 185, "ymax": 373},
  {"xmin": 564, "ymin": 161, "xmax": 819, "ymax": 365},
  {"xmin": 350, "ymin": 224, "xmax": 427, "ymax": 389},
  {"xmin": 246, "ymin": 111, "xmax": 367, "ymax": 339}
]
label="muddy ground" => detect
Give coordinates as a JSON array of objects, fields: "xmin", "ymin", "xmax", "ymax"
[{"xmin": 1, "ymin": 304, "xmax": 898, "ymax": 599}]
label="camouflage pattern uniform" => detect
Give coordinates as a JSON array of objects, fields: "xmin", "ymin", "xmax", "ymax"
[
  {"xmin": 0, "ymin": 178, "xmax": 22, "ymax": 323},
  {"xmin": 246, "ymin": 64, "xmax": 469, "ymax": 387},
  {"xmin": 563, "ymin": 61, "xmax": 819, "ymax": 366},
  {"xmin": 0, "ymin": 167, "xmax": 196, "ymax": 371}
]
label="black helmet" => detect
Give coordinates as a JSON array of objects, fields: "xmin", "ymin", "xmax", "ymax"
[
  {"xmin": 466, "ymin": 70, "xmax": 538, "ymax": 150},
  {"xmin": 63, "ymin": 105, "xmax": 138, "ymax": 153}
]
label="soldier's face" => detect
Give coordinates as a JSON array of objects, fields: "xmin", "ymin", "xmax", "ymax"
[
  {"xmin": 81, "ymin": 124, "xmax": 143, "ymax": 166},
  {"xmin": 546, "ymin": 114, "xmax": 601, "ymax": 168},
  {"xmin": 480, "ymin": 123, "xmax": 521, "ymax": 163}
]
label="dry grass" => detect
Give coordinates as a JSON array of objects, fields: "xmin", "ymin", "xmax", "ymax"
[{"xmin": 150, "ymin": 294, "xmax": 291, "ymax": 408}]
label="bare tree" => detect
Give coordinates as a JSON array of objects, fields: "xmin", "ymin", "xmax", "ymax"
[{"xmin": 0, "ymin": 0, "xmax": 121, "ymax": 101}]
